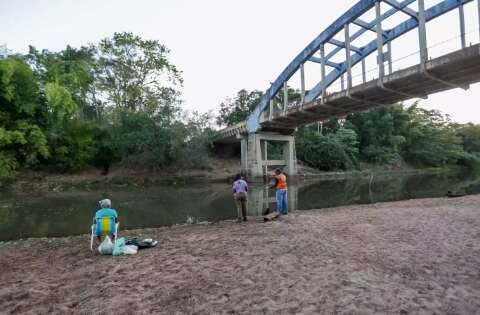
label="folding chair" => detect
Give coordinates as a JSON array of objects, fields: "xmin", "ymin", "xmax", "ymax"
[{"xmin": 90, "ymin": 216, "xmax": 119, "ymax": 251}]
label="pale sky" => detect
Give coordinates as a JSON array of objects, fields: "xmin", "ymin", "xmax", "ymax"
[{"xmin": 1, "ymin": 0, "xmax": 480, "ymax": 123}]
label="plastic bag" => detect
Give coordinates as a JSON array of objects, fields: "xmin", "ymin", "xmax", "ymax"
[
  {"xmin": 120, "ymin": 245, "xmax": 138, "ymax": 255},
  {"xmin": 112, "ymin": 237, "xmax": 125, "ymax": 256},
  {"xmin": 125, "ymin": 238, "xmax": 158, "ymax": 249},
  {"xmin": 98, "ymin": 236, "xmax": 114, "ymax": 255}
]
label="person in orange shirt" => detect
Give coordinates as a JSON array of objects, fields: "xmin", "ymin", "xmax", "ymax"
[{"xmin": 272, "ymin": 168, "xmax": 288, "ymax": 215}]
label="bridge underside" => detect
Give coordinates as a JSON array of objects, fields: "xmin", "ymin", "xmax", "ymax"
[{"xmin": 262, "ymin": 44, "xmax": 480, "ymax": 131}]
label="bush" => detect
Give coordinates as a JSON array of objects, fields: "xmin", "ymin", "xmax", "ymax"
[
  {"xmin": 0, "ymin": 152, "xmax": 18, "ymax": 178},
  {"xmin": 111, "ymin": 111, "xmax": 186, "ymax": 168},
  {"xmin": 296, "ymin": 128, "xmax": 359, "ymax": 171},
  {"xmin": 47, "ymin": 121, "xmax": 95, "ymax": 171}
]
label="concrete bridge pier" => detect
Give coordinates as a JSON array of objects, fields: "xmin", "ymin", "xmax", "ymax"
[{"xmin": 241, "ymin": 132, "xmax": 297, "ymax": 178}]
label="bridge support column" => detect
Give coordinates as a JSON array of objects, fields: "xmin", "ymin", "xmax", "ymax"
[
  {"xmin": 242, "ymin": 132, "xmax": 297, "ymax": 178},
  {"xmin": 240, "ymin": 137, "xmax": 248, "ymax": 174}
]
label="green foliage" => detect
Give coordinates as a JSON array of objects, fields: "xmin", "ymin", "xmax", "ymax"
[
  {"xmin": 453, "ymin": 123, "xmax": 480, "ymax": 168},
  {"xmin": 89, "ymin": 125, "xmax": 119, "ymax": 171},
  {"xmin": 111, "ymin": 110, "xmax": 185, "ymax": 168},
  {"xmin": 296, "ymin": 126, "xmax": 359, "ymax": 171},
  {"xmin": 216, "ymin": 87, "xmax": 303, "ymax": 127},
  {"xmin": 47, "ymin": 121, "xmax": 100, "ymax": 171},
  {"xmin": 0, "ymin": 56, "xmax": 39, "ymax": 116},
  {"xmin": 0, "ymin": 33, "xmax": 202, "ymax": 176},
  {"xmin": 0, "ymin": 152, "xmax": 18, "ymax": 178},
  {"xmin": 406, "ymin": 126, "xmax": 463, "ymax": 166},
  {"xmin": 15, "ymin": 122, "xmax": 49, "ymax": 165},
  {"xmin": 345, "ymin": 105, "xmax": 410, "ymax": 163},
  {"xmin": 26, "ymin": 45, "xmax": 98, "ymax": 119},
  {"xmin": 45, "ymin": 82, "xmax": 78, "ymax": 121},
  {"xmin": 180, "ymin": 111, "xmax": 217, "ymax": 169},
  {"xmin": 0, "ymin": 57, "xmax": 49, "ymax": 177},
  {"xmin": 294, "ymin": 102, "xmax": 469, "ymax": 170},
  {"xmin": 217, "ymin": 89, "xmax": 262, "ymax": 126},
  {"xmin": 455, "ymin": 123, "xmax": 480, "ymax": 154},
  {"xmin": 95, "ymin": 32, "xmax": 182, "ymax": 113},
  {"xmin": 403, "ymin": 107, "xmax": 463, "ymax": 166}
]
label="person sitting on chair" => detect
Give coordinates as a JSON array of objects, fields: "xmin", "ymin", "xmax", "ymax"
[{"xmin": 93, "ymin": 199, "xmax": 119, "ymax": 243}]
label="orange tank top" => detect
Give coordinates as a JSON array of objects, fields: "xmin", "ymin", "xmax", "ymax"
[{"xmin": 275, "ymin": 174, "xmax": 287, "ymax": 189}]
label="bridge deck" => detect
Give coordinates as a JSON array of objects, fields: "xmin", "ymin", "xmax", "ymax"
[{"xmin": 261, "ymin": 44, "xmax": 480, "ymax": 131}]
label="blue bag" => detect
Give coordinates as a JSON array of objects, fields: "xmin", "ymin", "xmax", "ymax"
[{"xmin": 112, "ymin": 237, "xmax": 125, "ymax": 256}]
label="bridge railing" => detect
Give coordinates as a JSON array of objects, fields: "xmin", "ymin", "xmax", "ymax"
[
  {"xmin": 217, "ymin": 121, "xmax": 247, "ymax": 140},
  {"xmin": 325, "ymin": 25, "xmax": 480, "ymax": 95}
]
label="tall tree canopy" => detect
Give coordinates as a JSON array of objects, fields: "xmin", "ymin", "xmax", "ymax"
[
  {"xmin": 95, "ymin": 32, "xmax": 182, "ymax": 113},
  {"xmin": 0, "ymin": 57, "xmax": 49, "ymax": 177},
  {"xmin": 216, "ymin": 89, "xmax": 262, "ymax": 127},
  {"xmin": 0, "ymin": 32, "xmax": 220, "ymax": 178}
]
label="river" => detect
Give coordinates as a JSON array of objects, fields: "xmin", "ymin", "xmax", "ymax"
[{"xmin": 1, "ymin": 169, "xmax": 479, "ymax": 241}]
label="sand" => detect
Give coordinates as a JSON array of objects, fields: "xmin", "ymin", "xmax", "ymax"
[{"xmin": 1, "ymin": 195, "xmax": 479, "ymax": 314}]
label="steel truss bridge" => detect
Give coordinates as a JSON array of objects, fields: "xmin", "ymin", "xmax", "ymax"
[{"xmin": 218, "ymin": 0, "xmax": 480, "ymax": 143}]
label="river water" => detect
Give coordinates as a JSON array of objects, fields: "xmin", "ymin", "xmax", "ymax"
[{"xmin": 1, "ymin": 169, "xmax": 479, "ymax": 241}]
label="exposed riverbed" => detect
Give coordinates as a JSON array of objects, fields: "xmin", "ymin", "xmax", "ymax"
[{"xmin": 1, "ymin": 195, "xmax": 479, "ymax": 314}]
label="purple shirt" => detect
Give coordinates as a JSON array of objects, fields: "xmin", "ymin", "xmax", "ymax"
[{"xmin": 233, "ymin": 179, "xmax": 248, "ymax": 193}]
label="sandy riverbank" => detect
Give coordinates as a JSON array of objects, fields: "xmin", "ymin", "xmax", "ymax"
[{"xmin": 1, "ymin": 195, "xmax": 479, "ymax": 314}]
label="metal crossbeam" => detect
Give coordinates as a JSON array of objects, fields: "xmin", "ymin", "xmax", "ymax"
[
  {"xmin": 383, "ymin": 0, "xmax": 418, "ymax": 19},
  {"xmin": 308, "ymin": 56, "xmax": 342, "ymax": 69},
  {"xmin": 325, "ymin": 0, "xmax": 416, "ymax": 61},
  {"xmin": 328, "ymin": 38, "xmax": 363, "ymax": 54},
  {"xmin": 352, "ymin": 18, "xmax": 389, "ymax": 36}
]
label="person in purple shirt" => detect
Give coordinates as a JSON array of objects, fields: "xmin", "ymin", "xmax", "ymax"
[{"xmin": 232, "ymin": 173, "xmax": 248, "ymax": 222}]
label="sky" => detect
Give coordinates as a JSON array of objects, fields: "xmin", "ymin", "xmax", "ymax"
[{"xmin": 1, "ymin": 0, "xmax": 480, "ymax": 123}]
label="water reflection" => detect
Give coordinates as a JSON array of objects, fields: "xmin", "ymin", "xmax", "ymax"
[{"xmin": 1, "ymin": 169, "xmax": 479, "ymax": 240}]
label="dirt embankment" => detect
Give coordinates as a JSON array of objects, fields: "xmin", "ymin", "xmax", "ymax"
[
  {"xmin": 7, "ymin": 157, "xmax": 448, "ymax": 194},
  {"xmin": 1, "ymin": 196, "xmax": 480, "ymax": 314},
  {"xmin": 7, "ymin": 158, "xmax": 242, "ymax": 193}
]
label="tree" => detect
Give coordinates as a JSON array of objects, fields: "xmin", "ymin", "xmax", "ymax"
[
  {"xmin": 95, "ymin": 32, "xmax": 182, "ymax": 113},
  {"xmin": 404, "ymin": 106, "xmax": 463, "ymax": 166},
  {"xmin": 180, "ymin": 111, "xmax": 217, "ymax": 169},
  {"xmin": 345, "ymin": 104, "xmax": 411, "ymax": 163},
  {"xmin": 0, "ymin": 57, "xmax": 49, "ymax": 177},
  {"xmin": 216, "ymin": 87, "xmax": 303, "ymax": 127},
  {"xmin": 25, "ymin": 45, "xmax": 99, "ymax": 119},
  {"xmin": 216, "ymin": 89, "xmax": 262, "ymax": 126},
  {"xmin": 455, "ymin": 123, "xmax": 480, "ymax": 154},
  {"xmin": 110, "ymin": 110, "xmax": 187, "ymax": 169},
  {"xmin": 45, "ymin": 82, "xmax": 78, "ymax": 121},
  {"xmin": 296, "ymin": 125, "xmax": 359, "ymax": 171}
]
